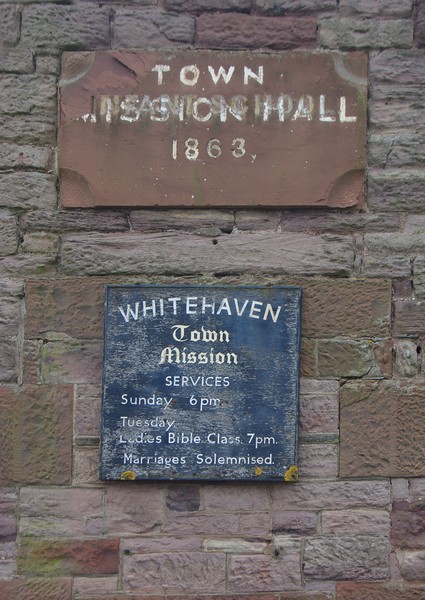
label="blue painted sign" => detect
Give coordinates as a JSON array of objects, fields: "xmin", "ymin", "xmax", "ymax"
[{"xmin": 100, "ymin": 285, "xmax": 302, "ymax": 481}]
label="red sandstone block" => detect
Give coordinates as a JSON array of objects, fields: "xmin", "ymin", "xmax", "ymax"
[
  {"xmin": 300, "ymin": 391, "xmax": 338, "ymax": 435},
  {"xmin": 340, "ymin": 380, "xmax": 425, "ymax": 477},
  {"xmin": 392, "ymin": 500, "xmax": 425, "ymax": 549},
  {"xmin": 105, "ymin": 484, "xmax": 165, "ymax": 535},
  {"xmin": 272, "ymin": 480, "xmax": 390, "ymax": 510},
  {"xmin": 0, "ymin": 578, "xmax": 72, "ymax": 600},
  {"xmin": 337, "ymin": 582, "xmax": 425, "ymax": 599},
  {"xmin": 39, "ymin": 339, "xmax": 103, "ymax": 384},
  {"xmin": 19, "ymin": 487, "xmax": 104, "ymax": 538},
  {"xmin": 17, "ymin": 538, "xmax": 119, "ymax": 576},
  {"xmin": 113, "ymin": 8, "xmax": 195, "ymax": 48},
  {"xmin": 0, "ymin": 385, "xmax": 72, "ymax": 485},
  {"xmin": 203, "ymin": 484, "xmax": 271, "ymax": 512},
  {"xmin": 228, "ymin": 543, "xmax": 302, "ymax": 592},
  {"xmin": 25, "ymin": 278, "xmax": 104, "ymax": 340},
  {"xmin": 123, "ymin": 551, "xmax": 226, "ymax": 594},
  {"xmin": 197, "ymin": 13, "xmax": 317, "ymax": 49}
]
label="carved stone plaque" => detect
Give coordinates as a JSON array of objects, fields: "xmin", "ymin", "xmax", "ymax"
[
  {"xmin": 100, "ymin": 285, "xmax": 302, "ymax": 481},
  {"xmin": 59, "ymin": 50, "xmax": 367, "ymax": 208}
]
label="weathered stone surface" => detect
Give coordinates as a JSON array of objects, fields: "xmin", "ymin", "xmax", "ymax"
[
  {"xmin": 130, "ymin": 210, "xmax": 234, "ymax": 234},
  {"xmin": 394, "ymin": 339, "xmax": 419, "ymax": 377},
  {"xmin": 105, "ymin": 485, "xmax": 164, "ymax": 535},
  {"xmin": 0, "ymin": 143, "xmax": 50, "ymax": 170},
  {"xmin": 20, "ymin": 487, "xmax": 104, "ymax": 537},
  {"xmin": 22, "ymin": 233, "xmax": 59, "ymax": 254},
  {"xmin": 370, "ymin": 50, "xmax": 425, "ymax": 84},
  {"xmin": 300, "ymin": 278, "xmax": 391, "ymax": 338},
  {"xmin": 75, "ymin": 384, "xmax": 101, "ymax": 437},
  {"xmin": 239, "ymin": 512, "xmax": 271, "ymax": 536},
  {"xmin": 281, "ymin": 210, "xmax": 400, "ymax": 233},
  {"xmin": 73, "ymin": 447, "xmax": 100, "ymax": 485},
  {"xmin": 228, "ymin": 541, "xmax": 302, "ymax": 592},
  {"xmin": 61, "ymin": 232, "xmax": 354, "ymax": 276},
  {"xmin": 340, "ymin": 380, "xmax": 425, "ymax": 477},
  {"xmin": 317, "ymin": 338, "xmax": 381, "ymax": 378},
  {"xmin": 299, "ymin": 444, "xmax": 338, "ymax": 478},
  {"xmin": 300, "ymin": 389, "xmax": 338, "ymax": 435},
  {"xmin": 25, "ymin": 278, "xmax": 104, "ymax": 340},
  {"xmin": 72, "ymin": 576, "xmax": 119, "ymax": 597},
  {"xmin": 165, "ymin": 0, "xmax": 251, "ymax": 11},
  {"xmin": 0, "ymin": 487, "xmax": 17, "ymax": 542},
  {"xmin": 36, "ymin": 55, "xmax": 60, "ymax": 75},
  {"xmin": 0, "ymin": 385, "xmax": 72, "ymax": 485},
  {"xmin": 255, "ymin": 0, "xmax": 334, "ymax": 14},
  {"xmin": 369, "ymin": 131, "xmax": 425, "ymax": 168},
  {"xmin": 398, "ymin": 550, "xmax": 425, "ymax": 580},
  {"xmin": 113, "ymin": 9, "xmax": 195, "ymax": 47},
  {"xmin": 235, "ymin": 211, "xmax": 280, "ymax": 232},
  {"xmin": 18, "ymin": 538, "xmax": 119, "ymax": 576},
  {"xmin": 337, "ymin": 582, "xmax": 425, "ymax": 600},
  {"xmin": 366, "ymin": 232, "xmax": 425, "ymax": 254},
  {"xmin": 0, "ymin": 5, "xmax": 20, "ymax": 45},
  {"xmin": 370, "ymin": 87, "xmax": 425, "ymax": 129},
  {"xmin": 197, "ymin": 13, "xmax": 317, "ymax": 49},
  {"xmin": 0, "ymin": 578, "xmax": 72, "ymax": 600},
  {"xmin": 123, "ymin": 551, "xmax": 226, "ymax": 593},
  {"xmin": 0, "ymin": 46, "xmax": 34, "ymax": 74},
  {"xmin": 39, "ymin": 340, "xmax": 102, "ymax": 384},
  {"xmin": 166, "ymin": 484, "xmax": 201, "ymax": 512},
  {"xmin": 0, "ymin": 338, "xmax": 18, "ymax": 383},
  {"xmin": 164, "ymin": 513, "xmax": 239, "ymax": 536},
  {"xmin": 415, "ymin": 0, "xmax": 425, "ymax": 47},
  {"xmin": 362, "ymin": 255, "xmax": 411, "ymax": 278},
  {"xmin": 304, "ymin": 535, "xmax": 389, "ymax": 580},
  {"xmin": 0, "ymin": 541, "xmax": 16, "ymax": 577},
  {"xmin": 413, "ymin": 256, "xmax": 425, "ymax": 298},
  {"xmin": 272, "ymin": 509, "xmax": 317, "ymax": 535},
  {"xmin": 392, "ymin": 478, "xmax": 410, "ymax": 502},
  {"xmin": 21, "ymin": 209, "xmax": 129, "ymax": 233},
  {"xmin": 0, "ymin": 114, "xmax": 56, "ymax": 144},
  {"xmin": 394, "ymin": 299, "xmax": 425, "ymax": 336},
  {"xmin": 0, "ymin": 279, "xmax": 22, "ymax": 337},
  {"xmin": 320, "ymin": 17, "xmax": 412, "ymax": 48},
  {"xmin": 322, "ymin": 510, "xmax": 390, "ymax": 536},
  {"xmin": 0, "ymin": 254, "xmax": 56, "ymax": 278},
  {"xmin": 203, "ymin": 539, "xmax": 267, "ymax": 553},
  {"xmin": 300, "ymin": 338, "xmax": 316, "ymax": 377},
  {"xmin": 21, "ymin": 4, "xmax": 111, "ymax": 50},
  {"xmin": 272, "ymin": 481, "xmax": 390, "ymax": 510},
  {"xmin": 0, "ymin": 75, "xmax": 56, "ymax": 116},
  {"xmin": 123, "ymin": 536, "xmax": 202, "ymax": 555},
  {"xmin": 0, "ymin": 172, "xmax": 56, "ymax": 210},
  {"xmin": 203, "ymin": 484, "xmax": 271, "ymax": 512},
  {"xmin": 392, "ymin": 500, "xmax": 425, "ymax": 549},
  {"xmin": 368, "ymin": 170, "xmax": 425, "ymax": 212},
  {"xmin": 340, "ymin": 0, "xmax": 412, "ymax": 17}
]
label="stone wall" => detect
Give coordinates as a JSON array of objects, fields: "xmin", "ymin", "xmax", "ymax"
[{"xmin": 1, "ymin": 0, "xmax": 425, "ymax": 598}]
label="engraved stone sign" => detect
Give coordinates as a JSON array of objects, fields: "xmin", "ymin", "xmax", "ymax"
[
  {"xmin": 100, "ymin": 285, "xmax": 302, "ymax": 481},
  {"xmin": 59, "ymin": 50, "xmax": 367, "ymax": 208}
]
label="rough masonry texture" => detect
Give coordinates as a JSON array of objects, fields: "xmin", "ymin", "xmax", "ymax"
[{"xmin": 1, "ymin": 1, "xmax": 425, "ymax": 599}]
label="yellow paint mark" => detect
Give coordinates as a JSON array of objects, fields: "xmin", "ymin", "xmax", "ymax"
[
  {"xmin": 255, "ymin": 467, "xmax": 263, "ymax": 476},
  {"xmin": 120, "ymin": 470, "xmax": 136, "ymax": 481},
  {"xmin": 284, "ymin": 466, "xmax": 298, "ymax": 482}
]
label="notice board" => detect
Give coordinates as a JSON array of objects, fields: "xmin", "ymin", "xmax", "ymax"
[{"xmin": 100, "ymin": 285, "xmax": 301, "ymax": 482}]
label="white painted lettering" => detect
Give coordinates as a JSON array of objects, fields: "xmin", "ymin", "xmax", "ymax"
[
  {"xmin": 180, "ymin": 65, "xmax": 200, "ymax": 86},
  {"xmin": 151, "ymin": 64, "xmax": 170, "ymax": 85}
]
